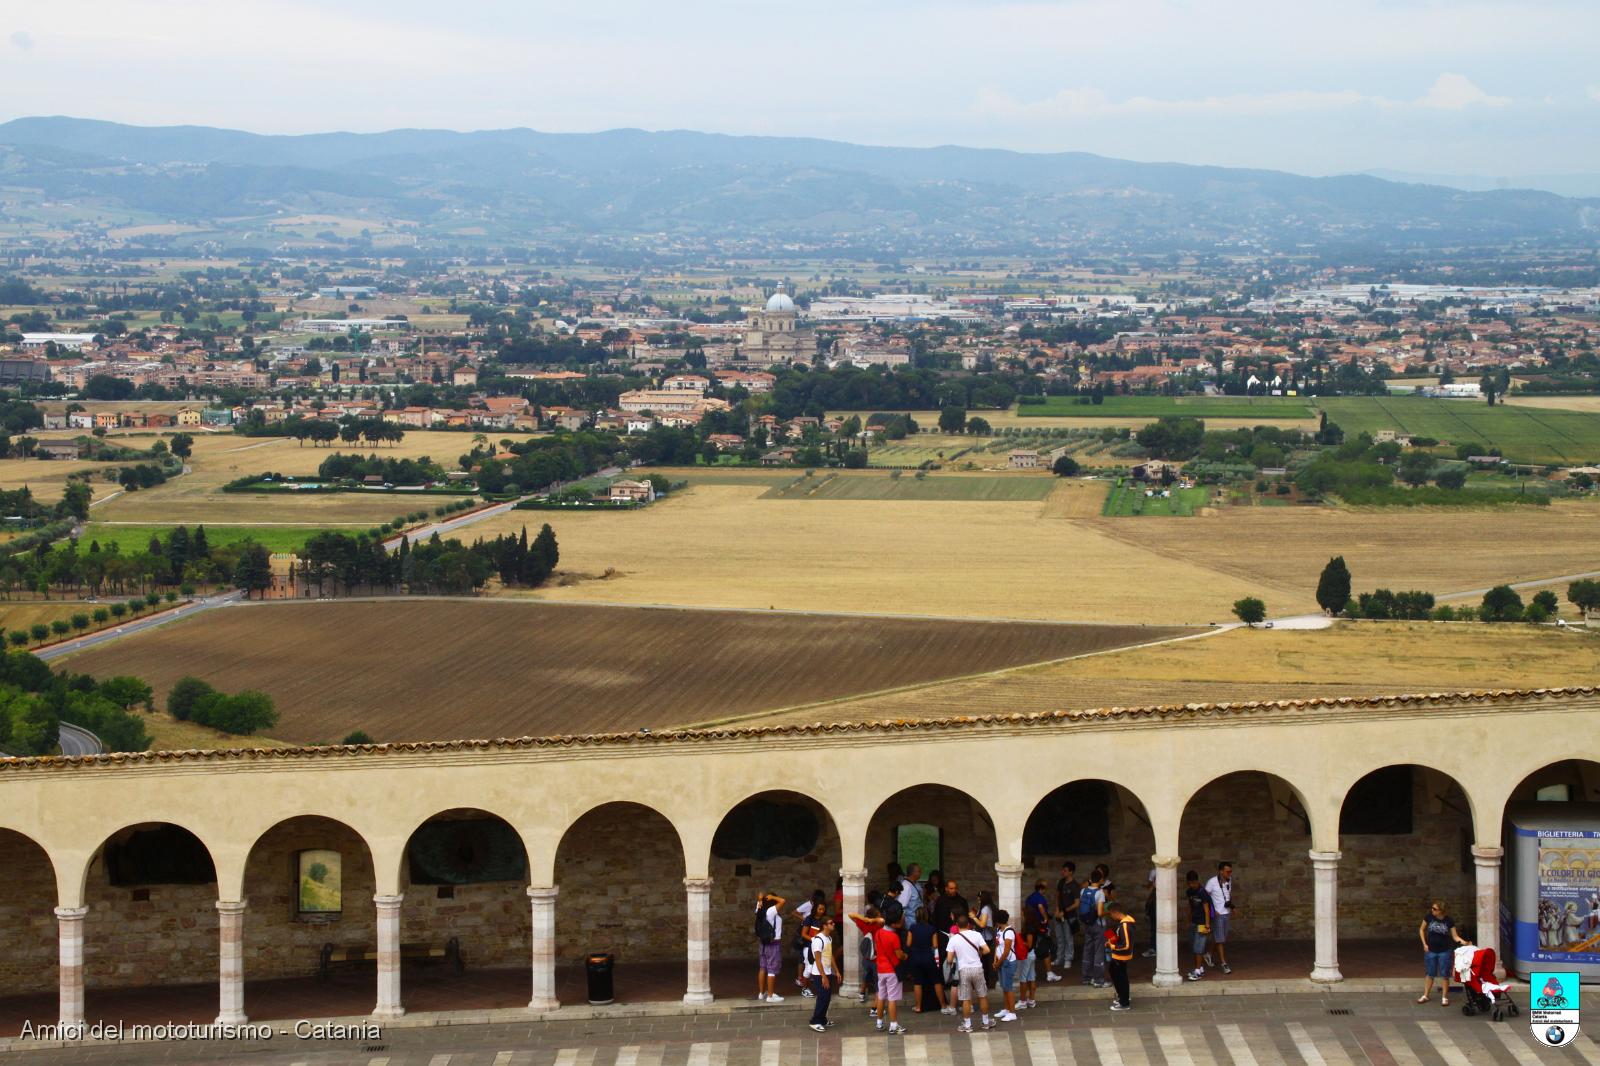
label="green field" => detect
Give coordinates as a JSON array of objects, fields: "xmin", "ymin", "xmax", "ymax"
[
  {"xmin": 763, "ymin": 474, "xmax": 1055, "ymax": 502},
  {"xmin": 81, "ymin": 524, "xmax": 367, "ymax": 553},
  {"xmin": 1020, "ymin": 396, "xmax": 1316, "ymax": 419},
  {"xmin": 1102, "ymin": 481, "xmax": 1212, "ymax": 517},
  {"xmin": 1314, "ymin": 397, "xmax": 1600, "ymax": 465},
  {"xmin": 867, "ymin": 437, "xmax": 979, "ymax": 467}
]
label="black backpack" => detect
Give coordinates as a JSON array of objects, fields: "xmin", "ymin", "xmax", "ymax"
[{"xmin": 755, "ymin": 905, "xmax": 776, "ymax": 945}]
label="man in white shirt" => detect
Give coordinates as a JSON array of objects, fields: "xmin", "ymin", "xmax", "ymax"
[
  {"xmin": 898, "ymin": 863, "xmax": 923, "ymax": 917},
  {"xmin": 946, "ymin": 914, "xmax": 997, "ymax": 1033},
  {"xmin": 805, "ymin": 916, "xmax": 837, "ymax": 1032},
  {"xmin": 1202, "ymin": 862, "xmax": 1234, "ymax": 974}
]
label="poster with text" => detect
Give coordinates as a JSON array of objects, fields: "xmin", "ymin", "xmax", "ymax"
[{"xmin": 1532, "ymin": 834, "xmax": 1600, "ymax": 965}]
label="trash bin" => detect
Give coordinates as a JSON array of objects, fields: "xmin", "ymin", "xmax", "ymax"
[{"xmin": 585, "ymin": 953, "xmax": 615, "ymax": 1005}]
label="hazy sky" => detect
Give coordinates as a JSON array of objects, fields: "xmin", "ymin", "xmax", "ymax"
[{"xmin": 4, "ymin": 0, "xmax": 1599, "ymax": 176}]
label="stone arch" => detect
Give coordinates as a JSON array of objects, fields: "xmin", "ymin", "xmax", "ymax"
[
  {"xmin": 238, "ymin": 815, "xmax": 380, "ymax": 986},
  {"xmin": 1337, "ymin": 764, "xmax": 1475, "ymax": 940},
  {"xmin": 1178, "ymin": 771, "xmax": 1314, "ymax": 944},
  {"xmin": 1020, "ymin": 779, "xmax": 1157, "ymax": 915},
  {"xmin": 399, "ymin": 808, "xmax": 533, "ymax": 977},
  {"xmin": 706, "ymin": 790, "xmax": 843, "ymax": 963},
  {"xmin": 864, "ymin": 785, "xmax": 999, "ymax": 910},
  {"xmin": 0, "ymin": 828, "xmax": 57, "ymax": 999},
  {"xmin": 81, "ymin": 821, "xmax": 220, "ymax": 1000},
  {"xmin": 552, "ymin": 801, "xmax": 686, "ymax": 965}
]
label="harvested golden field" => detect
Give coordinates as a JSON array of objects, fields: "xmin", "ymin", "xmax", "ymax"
[
  {"xmin": 1086, "ymin": 502, "xmax": 1600, "ymax": 612},
  {"xmin": 142, "ymin": 711, "xmax": 296, "ymax": 752},
  {"xmin": 57, "ymin": 600, "xmax": 1186, "ymax": 745},
  {"xmin": 92, "ymin": 432, "xmax": 482, "ymax": 525},
  {"xmin": 754, "ymin": 621, "xmax": 1600, "ymax": 725},
  {"xmin": 829, "ymin": 408, "xmax": 1317, "ymax": 431},
  {"xmin": 0, "ymin": 601, "xmax": 102, "ymax": 632},
  {"xmin": 1504, "ymin": 396, "xmax": 1600, "ymax": 414},
  {"xmin": 0, "ymin": 456, "xmax": 124, "ymax": 506},
  {"xmin": 478, "ymin": 480, "xmax": 1278, "ymax": 624}
]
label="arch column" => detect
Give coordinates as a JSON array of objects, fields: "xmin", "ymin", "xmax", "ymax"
[
  {"xmin": 1150, "ymin": 855, "xmax": 1182, "ymax": 988},
  {"xmin": 840, "ymin": 868, "xmax": 866, "ymax": 999},
  {"xmin": 55, "ymin": 905, "xmax": 88, "ymax": 1030},
  {"xmin": 372, "ymin": 893, "xmax": 405, "ymax": 1018},
  {"xmin": 528, "ymin": 886, "xmax": 559, "ymax": 1012},
  {"xmin": 995, "ymin": 862, "xmax": 1024, "ymax": 923},
  {"xmin": 215, "ymin": 900, "xmax": 248, "ymax": 1025},
  {"xmin": 1472, "ymin": 845, "xmax": 1505, "ymax": 979},
  {"xmin": 683, "ymin": 877, "xmax": 714, "ymax": 1006},
  {"xmin": 1309, "ymin": 850, "xmax": 1342, "ymax": 983}
]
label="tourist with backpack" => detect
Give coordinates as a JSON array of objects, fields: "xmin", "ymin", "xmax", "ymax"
[
  {"xmin": 792, "ymin": 889, "xmax": 826, "ymax": 997},
  {"xmin": 992, "ymin": 910, "xmax": 1020, "ymax": 1022},
  {"xmin": 946, "ymin": 914, "xmax": 997, "ymax": 1033},
  {"xmin": 905, "ymin": 904, "xmax": 947, "ymax": 1015},
  {"xmin": 1079, "ymin": 866, "xmax": 1109, "ymax": 988},
  {"xmin": 1017, "ymin": 908, "xmax": 1040, "ymax": 1009},
  {"xmin": 1185, "ymin": 869, "xmax": 1212, "ymax": 981},
  {"xmin": 848, "ymin": 904, "xmax": 884, "ymax": 1008},
  {"xmin": 754, "ymin": 892, "xmax": 787, "ymax": 1003},
  {"xmin": 805, "ymin": 915, "xmax": 838, "ymax": 1032}
]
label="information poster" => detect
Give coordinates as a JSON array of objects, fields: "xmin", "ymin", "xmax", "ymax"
[{"xmin": 1531, "ymin": 832, "xmax": 1600, "ymax": 965}]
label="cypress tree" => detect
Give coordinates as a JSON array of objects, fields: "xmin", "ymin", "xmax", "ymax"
[{"xmin": 1315, "ymin": 556, "xmax": 1352, "ymax": 615}]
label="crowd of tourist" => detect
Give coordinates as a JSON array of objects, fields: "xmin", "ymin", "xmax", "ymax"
[{"xmin": 754, "ymin": 858, "xmax": 1240, "ymax": 1033}]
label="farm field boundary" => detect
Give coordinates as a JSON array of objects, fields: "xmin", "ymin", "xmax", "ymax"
[
  {"xmin": 1020, "ymin": 396, "xmax": 1316, "ymax": 418},
  {"xmin": 56, "ymin": 599, "xmax": 1191, "ymax": 744},
  {"xmin": 762, "ymin": 474, "xmax": 1054, "ymax": 502}
]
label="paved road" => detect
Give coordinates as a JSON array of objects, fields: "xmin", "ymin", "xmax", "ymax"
[
  {"xmin": 33, "ymin": 591, "xmax": 245, "ymax": 663},
  {"xmin": 1436, "ymin": 568, "xmax": 1600, "ymax": 603},
  {"xmin": 0, "ymin": 991, "xmax": 1574, "ymax": 1065},
  {"xmin": 381, "ymin": 466, "xmax": 623, "ymax": 550},
  {"xmin": 56, "ymin": 723, "xmax": 101, "ymax": 756}
]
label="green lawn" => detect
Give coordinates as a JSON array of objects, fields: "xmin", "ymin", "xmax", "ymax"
[
  {"xmin": 1019, "ymin": 396, "xmax": 1316, "ymax": 419},
  {"xmin": 763, "ymin": 475, "xmax": 1054, "ymax": 502},
  {"xmin": 1314, "ymin": 397, "xmax": 1600, "ymax": 465},
  {"xmin": 1101, "ymin": 481, "xmax": 1212, "ymax": 516},
  {"xmin": 81, "ymin": 524, "xmax": 367, "ymax": 554},
  {"xmin": 867, "ymin": 437, "xmax": 977, "ymax": 467}
]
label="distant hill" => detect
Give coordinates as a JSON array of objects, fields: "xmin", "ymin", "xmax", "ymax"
[{"xmin": 2, "ymin": 116, "xmax": 1595, "ymax": 253}]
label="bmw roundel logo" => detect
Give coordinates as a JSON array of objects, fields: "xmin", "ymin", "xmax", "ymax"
[{"xmin": 1545, "ymin": 1025, "xmax": 1568, "ymax": 1046}]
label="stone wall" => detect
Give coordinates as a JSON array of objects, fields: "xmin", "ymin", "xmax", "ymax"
[
  {"xmin": 0, "ymin": 832, "xmax": 57, "ymax": 997},
  {"xmin": 553, "ymin": 803, "xmax": 685, "ymax": 965},
  {"xmin": 83, "ymin": 830, "xmax": 219, "ymax": 991},
  {"xmin": 708, "ymin": 798, "xmax": 840, "ymax": 963},
  {"xmin": 865, "ymin": 786, "xmax": 1001, "ymax": 902}
]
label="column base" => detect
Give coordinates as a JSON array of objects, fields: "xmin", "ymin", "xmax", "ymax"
[
  {"xmin": 215, "ymin": 1011, "xmax": 249, "ymax": 1026},
  {"xmin": 1309, "ymin": 966, "xmax": 1344, "ymax": 983},
  {"xmin": 528, "ymin": 997, "xmax": 559, "ymax": 1012},
  {"xmin": 371, "ymin": 1005, "xmax": 406, "ymax": 1020},
  {"xmin": 1151, "ymin": 971, "xmax": 1183, "ymax": 988},
  {"xmin": 682, "ymin": 991, "xmax": 715, "ymax": 1007}
]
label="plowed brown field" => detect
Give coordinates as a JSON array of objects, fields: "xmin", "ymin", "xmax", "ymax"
[{"xmin": 58, "ymin": 600, "xmax": 1188, "ymax": 745}]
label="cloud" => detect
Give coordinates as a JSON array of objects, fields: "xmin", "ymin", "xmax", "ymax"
[
  {"xmin": 1589, "ymin": 86, "xmax": 1600, "ymax": 104},
  {"xmin": 1417, "ymin": 73, "xmax": 1508, "ymax": 110},
  {"xmin": 9, "ymin": 31, "xmax": 34, "ymax": 51}
]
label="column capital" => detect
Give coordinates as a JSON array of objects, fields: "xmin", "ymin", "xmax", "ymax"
[
  {"xmin": 683, "ymin": 877, "xmax": 714, "ymax": 892},
  {"xmin": 1308, "ymin": 849, "xmax": 1342, "ymax": 865},
  {"xmin": 993, "ymin": 862, "xmax": 1025, "ymax": 877},
  {"xmin": 53, "ymin": 906, "xmax": 88, "ymax": 921},
  {"xmin": 216, "ymin": 899, "xmax": 248, "ymax": 915},
  {"xmin": 373, "ymin": 893, "xmax": 404, "ymax": 908},
  {"xmin": 527, "ymin": 885, "xmax": 559, "ymax": 902},
  {"xmin": 839, "ymin": 867, "xmax": 868, "ymax": 883},
  {"xmin": 1151, "ymin": 855, "xmax": 1183, "ymax": 869},
  {"xmin": 1471, "ymin": 845, "xmax": 1505, "ymax": 862}
]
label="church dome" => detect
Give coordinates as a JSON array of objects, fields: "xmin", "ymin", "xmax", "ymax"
[{"xmin": 765, "ymin": 286, "xmax": 796, "ymax": 313}]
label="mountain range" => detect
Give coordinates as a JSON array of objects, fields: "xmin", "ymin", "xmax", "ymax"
[{"xmin": 1, "ymin": 116, "xmax": 1595, "ymax": 255}]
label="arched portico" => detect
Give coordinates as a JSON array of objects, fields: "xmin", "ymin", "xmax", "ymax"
[
  {"xmin": 0, "ymin": 828, "xmax": 56, "ymax": 1011},
  {"xmin": 81, "ymin": 822, "xmax": 220, "ymax": 1029}
]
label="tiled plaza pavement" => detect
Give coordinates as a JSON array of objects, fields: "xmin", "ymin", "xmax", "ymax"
[
  {"xmin": 0, "ymin": 991, "xmax": 1586, "ymax": 1065},
  {"xmin": 0, "ymin": 941, "xmax": 1417, "ymax": 1035}
]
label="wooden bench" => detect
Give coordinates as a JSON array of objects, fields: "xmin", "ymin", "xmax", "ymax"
[{"xmin": 319, "ymin": 936, "xmax": 462, "ymax": 979}]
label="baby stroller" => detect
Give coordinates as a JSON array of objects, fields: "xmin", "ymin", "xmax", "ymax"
[{"xmin": 1454, "ymin": 945, "xmax": 1518, "ymax": 1021}]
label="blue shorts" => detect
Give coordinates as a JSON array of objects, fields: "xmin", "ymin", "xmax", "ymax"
[
  {"xmin": 1425, "ymin": 951, "xmax": 1452, "ymax": 978},
  {"xmin": 1017, "ymin": 956, "xmax": 1036, "ymax": 982},
  {"xmin": 1191, "ymin": 928, "xmax": 1209, "ymax": 955},
  {"xmin": 999, "ymin": 959, "xmax": 1017, "ymax": 992}
]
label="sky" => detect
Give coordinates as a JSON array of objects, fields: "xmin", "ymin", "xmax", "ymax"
[{"xmin": 4, "ymin": 0, "xmax": 1599, "ymax": 178}]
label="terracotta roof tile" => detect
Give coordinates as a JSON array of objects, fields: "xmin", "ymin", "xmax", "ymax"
[{"xmin": 0, "ymin": 686, "xmax": 1594, "ymax": 773}]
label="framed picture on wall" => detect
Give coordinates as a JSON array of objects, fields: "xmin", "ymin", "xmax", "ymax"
[{"xmin": 296, "ymin": 849, "xmax": 342, "ymax": 919}]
